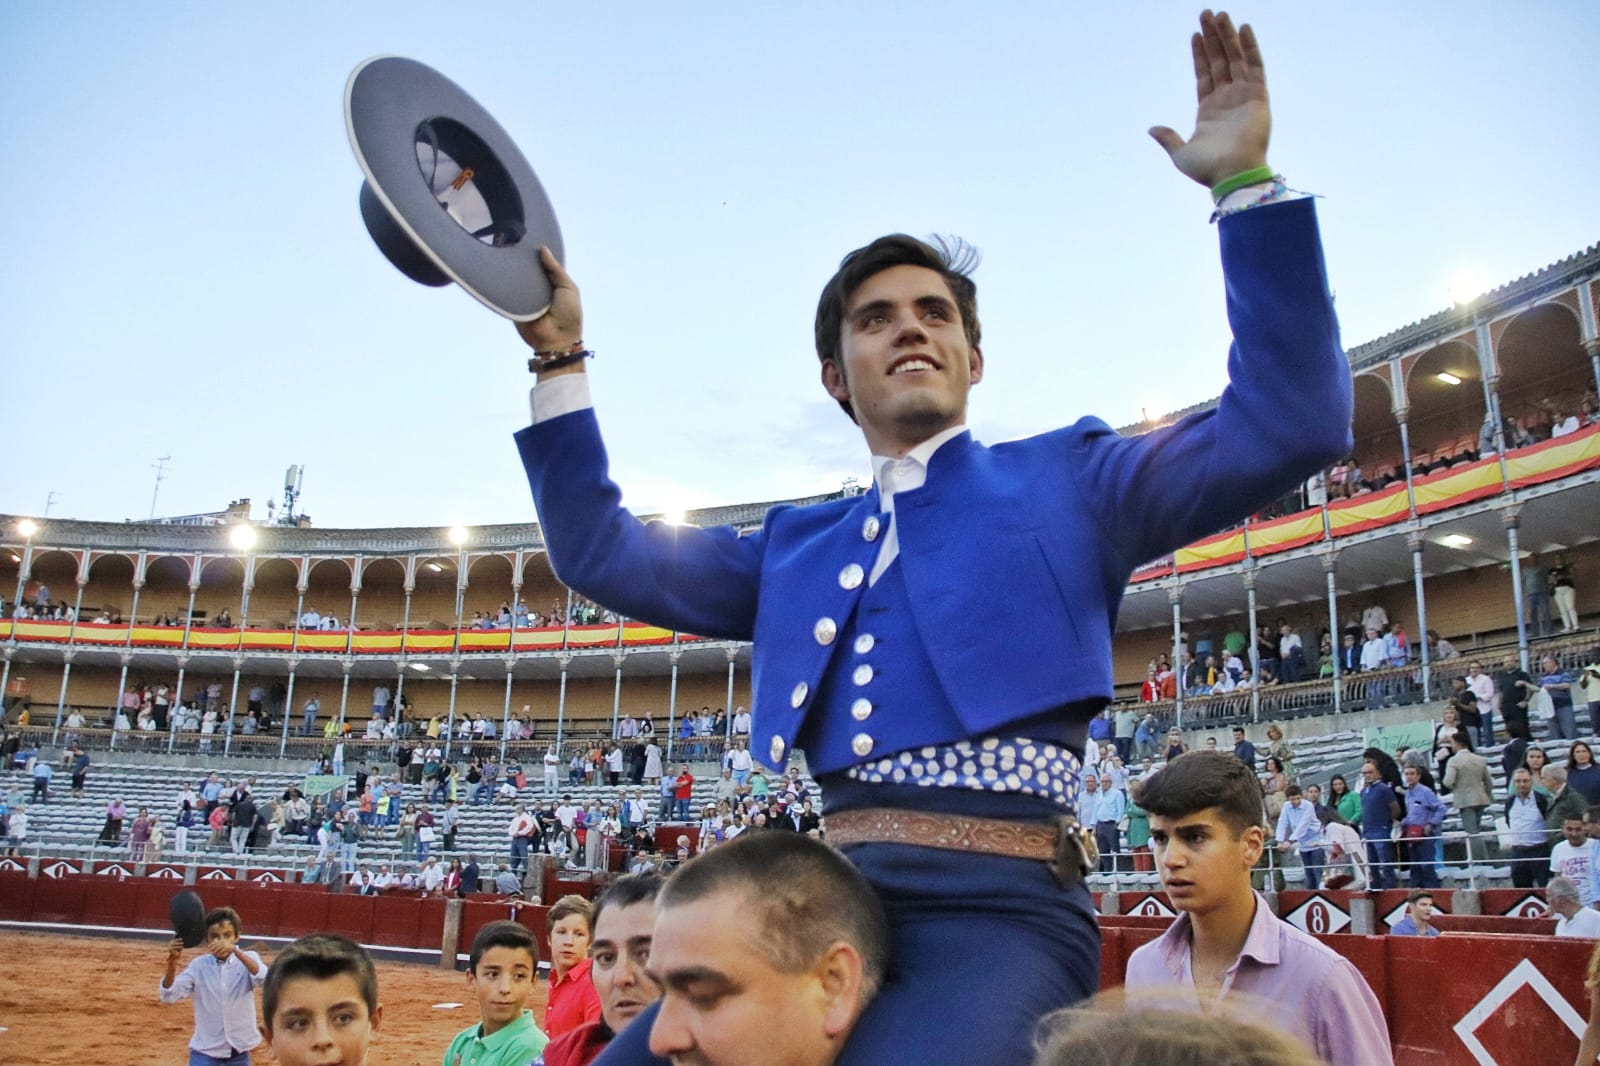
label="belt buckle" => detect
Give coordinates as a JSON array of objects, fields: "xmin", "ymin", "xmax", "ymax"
[{"xmin": 1050, "ymin": 814, "xmax": 1097, "ymax": 889}]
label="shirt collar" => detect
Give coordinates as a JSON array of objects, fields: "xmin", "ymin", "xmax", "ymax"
[
  {"xmin": 472, "ymin": 1010, "xmax": 538, "ymax": 1049},
  {"xmin": 1157, "ymin": 891, "xmax": 1282, "ymax": 976},
  {"xmin": 870, "ymin": 424, "xmax": 968, "ymax": 502}
]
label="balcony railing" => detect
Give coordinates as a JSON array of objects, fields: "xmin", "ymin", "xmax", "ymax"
[{"xmin": 0, "ymin": 619, "xmax": 708, "ymax": 654}]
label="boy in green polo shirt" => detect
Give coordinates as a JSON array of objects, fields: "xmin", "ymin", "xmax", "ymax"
[{"xmin": 444, "ymin": 920, "xmax": 549, "ymax": 1066}]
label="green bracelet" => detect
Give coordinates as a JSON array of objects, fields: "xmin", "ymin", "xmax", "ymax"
[{"xmin": 1211, "ymin": 165, "xmax": 1277, "ymax": 203}]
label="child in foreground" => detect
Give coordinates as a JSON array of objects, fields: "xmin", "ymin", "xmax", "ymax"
[
  {"xmin": 260, "ymin": 933, "xmax": 384, "ymax": 1066},
  {"xmin": 443, "ymin": 920, "xmax": 550, "ymax": 1066},
  {"xmin": 159, "ymin": 906, "xmax": 266, "ymax": 1066}
]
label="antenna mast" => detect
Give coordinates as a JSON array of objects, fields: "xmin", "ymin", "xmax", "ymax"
[{"xmin": 149, "ymin": 456, "xmax": 171, "ymax": 519}]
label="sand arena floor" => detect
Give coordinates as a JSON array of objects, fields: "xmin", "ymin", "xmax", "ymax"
[{"xmin": 0, "ymin": 930, "xmax": 550, "ymax": 1066}]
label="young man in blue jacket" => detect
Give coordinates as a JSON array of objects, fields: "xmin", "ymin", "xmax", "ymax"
[{"xmin": 513, "ymin": 12, "xmax": 1352, "ymax": 1065}]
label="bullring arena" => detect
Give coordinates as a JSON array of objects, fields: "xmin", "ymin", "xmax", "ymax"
[{"xmin": 3, "ymin": 240, "xmax": 1600, "ymax": 1064}]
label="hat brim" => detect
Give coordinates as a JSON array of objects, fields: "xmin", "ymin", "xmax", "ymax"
[
  {"xmin": 169, "ymin": 889, "xmax": 207, "ymax": 948},
  {"xmin": 346, "ymin": 56, "xmax": 564, "ymax": 322}
]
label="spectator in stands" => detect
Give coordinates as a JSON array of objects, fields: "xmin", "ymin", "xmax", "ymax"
[
  {"xmin": 1549, "ymin": 876, "xmax": 1600, "ymax": 938},
  {"xmin": 1134, "ymin": 713, "xmax": 1158, "ymax": 761},
  {"xmin": 1274, "ymin": 784, "xmax": 1325, "ymax": 889},
  {"xmin": 1442, "ymin": 730, "xmax": 1495, "ymax": 859},
  {"xmin": 672, "ymin": 765, "xmax": 695, "ymax": 821},
  {"xmin": 1463, "ymin": 660, "xmax": 1496, "ymax": 748},
  {"xmin": 1163, "ymin": 731, "xmax": 1188, "ymax": 762},
  {"xmin": 1359, "ymin": 759, "xmax": 1403, "ymax": 890},
  {"xmin": 97, "ymin": 796, "xmax": 127, "ymax": 846},
  {"xmin": 1427, "ymin": 629, "xmax": 1460, "ymax": 662},
  {"xmin": 1125, "ymin": 752, "xmax": 1391, "ymax": 1065},
  {"xmin": 544, "ymin": 746, "xmax": 562, "ymax": 795},
  {"xmin": 1550, "ymin": 555, "xmax": 1580, "ymax": 632},
  {"xmin": 1230, "ymin": 727, "xmax": 1255, "ymax": 771},
  {"xmin": 301, "ymin": 693, "xmax": 319, "ymax": 736},
  {"xmin": 5, "ymin": 803, "xmax": 28, "ymax": 855},
  {"xmin": 1277, "ymin": 623, "xmax": 1307, "ymax": 683},
  {"xmin": 546, "ymin": 895, "xmax": 603, "ymax": 1040},
  {"xmin": 1523, "ymin": 744, "xmax": 1552, "ymax": 797},
  {"xmin": 1390, "ymin": 888, "xmax": 1440, "ymax": 937},
  {"xmin": 1546, "ymin": 766, "xmax": 1588, "ymax": 833},
  {"xmin": 1263, "ymin": 724, "xmax": 1294, "ymax": 781},
  {"xmin": 1259, "ymin": 757, "xmax": 1288, "ymax": 823},
  {"xmin": 507, "ymin": 804, "xmax": 537, "ymax": 875},
  {"xmin": 1570, "ymin": 741, "xmax": 1600, "ymax": 806},
  {"xmin": 1522, "ymin": 555, "xmax": 1553, "ymax": 637},
  {"xmin": 1506, "ymin": 768, "xmax": 1552, "ymax": 888},
  {"xmin": 1550, "ymin": 817, "xmax": 1594, "ymax": 902},
  {"xmin": 1428, "ymin": 706, "xmax": 1462, "ymax": 781},
  {"xmin": 1326, "ymin": 774, "xmax": 1360, "ymax": 826},
  {"xmin": 1399, "ymin": 764, "xmax": 1445, "ymax": 889},
  {"xmin": 1535, "ymin": 654, "xmax": 1579, "ymax": 741}
]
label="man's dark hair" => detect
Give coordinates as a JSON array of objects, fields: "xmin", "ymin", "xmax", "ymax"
[
  {"xmin": 1451, "ymin": 729, "xmax": 1473, "ymax": 749},
  {"xmin": 1135, "ymin": 751, "xmax": 1264, "ymax": 834},
  {"xmin": 262, "ymin": 933, "xmax": 378, "ymax": 1031},
  {"xmin": 813, "ymin": 234, "xmax": 982, "ymax": 421},
  {"xmin": 591, "ymin": 871, "xmax": 664, "ymax": 932},
  {"xmin": 660, "ymin": 831, "xmax": 890, "ymax": 1000},
  {"xmin": 1284, "ymin": 784, "xmax": 1302, "ymax": 799},
  {"xmin": 469, "ymin": 919, "xmax": 538, "ymax": 972},
  {"xmin": 1406, "ymin": 888, "xmax": 1435, "ymax": 906}
]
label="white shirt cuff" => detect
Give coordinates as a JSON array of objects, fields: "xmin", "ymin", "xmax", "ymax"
[{"xmin": 530, "ymin": 373, "xmax": 594, "ymax": 424}]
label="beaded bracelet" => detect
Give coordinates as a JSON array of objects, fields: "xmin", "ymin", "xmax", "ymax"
[{"xmin": 1211, "ymin": 177, "xmax": 1290, "ymax": 224}]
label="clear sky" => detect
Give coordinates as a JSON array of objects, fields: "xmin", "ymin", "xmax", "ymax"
[{"xmin": 4, "ymin": 2, "xmax": 1597, "ymax": 530}]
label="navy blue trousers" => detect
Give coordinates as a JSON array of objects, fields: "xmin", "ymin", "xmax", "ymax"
[{"xmin": 594, "ymin": 797, "xmax": 1101, "ymax": 1066}]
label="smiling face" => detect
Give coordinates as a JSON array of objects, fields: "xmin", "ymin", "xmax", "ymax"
[
  {"xmin": 264, "ymin": 973, "xmax": 382, "ymax": 1066},
  {"xmin": 821, "ymin": 264, "xmax": 983, "ymax": 458},
  {"xmin": 1148, "ymin": 807, "xmax": 1262, "ymax": 918}
]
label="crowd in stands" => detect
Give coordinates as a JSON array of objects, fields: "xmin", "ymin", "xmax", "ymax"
[
  {"xmin": 1134, "ymin": 580, "xmax": 1585, "ymax": 719},
  {"xmin": 1089, "ymin": 644, "xmax": 1600, "ymax": 901},
  {"xmin": 1228, "ymin": 387, "xmax": 1600, "ymax": 523}
]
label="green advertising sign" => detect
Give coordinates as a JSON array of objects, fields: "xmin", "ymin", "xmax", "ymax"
[{"xmin": 1363, "ymin": 720, "xmax": 1436, "ymax": 759}]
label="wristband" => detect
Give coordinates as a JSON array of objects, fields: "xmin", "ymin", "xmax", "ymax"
[
  {"xmin": 1210, "ymin": 165, "xmax": 1276, "ymax": 203},
  {"xmin": 528, "ymin": 346, "xmax": 595, "ymax": 375}
]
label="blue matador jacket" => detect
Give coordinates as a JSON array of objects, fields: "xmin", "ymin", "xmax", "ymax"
[{"xmin": 516, "ymin": 198, "xmax": 1353, "ymax": 776}]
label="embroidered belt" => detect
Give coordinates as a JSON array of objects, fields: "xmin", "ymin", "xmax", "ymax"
[{"xmin": 826, "ymin": 807, "xmax": 1097, "ymax": 889}]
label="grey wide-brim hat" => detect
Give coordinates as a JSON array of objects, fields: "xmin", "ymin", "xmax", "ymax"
[{"xmin": 345, "ymin": 56, "xmax": 564, "ymax": 321}]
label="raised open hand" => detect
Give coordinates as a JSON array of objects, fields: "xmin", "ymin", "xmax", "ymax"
[{"xmin": 1149, "ymin": 10, "xmax": 1271, "ymax": 189}]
